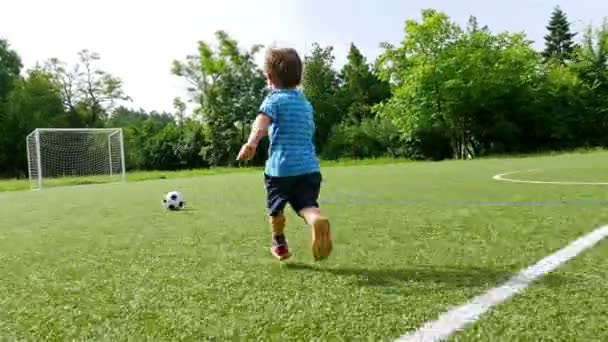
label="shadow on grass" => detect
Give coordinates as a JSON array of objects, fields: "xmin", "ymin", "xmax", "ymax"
[
  {"xmin": 177, "ymin": 207, "xmax": 197, "ymax": 212},
  {"xmin": 285, "ymin": 262, "xmax": 571, "ymax": 289}
]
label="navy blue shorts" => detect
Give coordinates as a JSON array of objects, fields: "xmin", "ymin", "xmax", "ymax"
[{"xmin": 264, "ymin": 172, "xmax": 322, "ymax": 217}]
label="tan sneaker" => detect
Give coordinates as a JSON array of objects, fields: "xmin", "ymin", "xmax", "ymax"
[{"xmin": 311, "ymin": 217, "xmax": 332, "ymax": 260}]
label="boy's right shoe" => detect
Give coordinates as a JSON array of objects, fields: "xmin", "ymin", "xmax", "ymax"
[
  {"xmin": 271, "ymin": 234, "xmax": 291, "ymax": 261},
  {"xmin": 311, "ymin": 217, "xmax": 332, "ymax": 260}
]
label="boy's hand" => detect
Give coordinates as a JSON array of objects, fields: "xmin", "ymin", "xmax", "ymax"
[{"xmin": 237, "ymin": 143, "xmax": 257, "ymax": 161}]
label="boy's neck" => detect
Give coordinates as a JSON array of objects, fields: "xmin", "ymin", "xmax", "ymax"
[{"xmin": 271, "ymin": 86, "xmax": 299, "ymax": 92}]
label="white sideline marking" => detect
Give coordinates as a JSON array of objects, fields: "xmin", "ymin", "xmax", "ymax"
[
  {"xmin": 493, "ymin": 170, "xmax": 608, "ymax": 185},
  {"xmin": 395, "ymin": 225, "xmax": 608, "ymax": 342}
]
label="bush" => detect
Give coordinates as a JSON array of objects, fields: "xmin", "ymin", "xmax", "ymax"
[
  {"xmin": 322, "ymin": 117, "xmax": 408, "ymax": 160},
  {"xmin": 403, "ymin": 123, "xmax": 453, "ymax": 161}
]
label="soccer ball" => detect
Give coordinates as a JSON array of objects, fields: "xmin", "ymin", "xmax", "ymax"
[{"xmin": 162, "ymin": 191, "xmax": 185, "ymax": 210}]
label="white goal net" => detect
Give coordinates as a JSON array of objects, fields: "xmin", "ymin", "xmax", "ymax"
[{"xmin": 26, "ymin": 128, "xmax": 126, "ymax": 190}]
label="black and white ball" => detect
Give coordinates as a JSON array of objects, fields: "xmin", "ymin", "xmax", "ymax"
[{"xmin": 162, "ymin": 191, "xmax": 185, "ymax": 210}]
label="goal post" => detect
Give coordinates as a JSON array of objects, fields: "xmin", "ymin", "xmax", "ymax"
[{"xmin": 26, "ymin": 128, "xmax": 127, "ymax": 190}]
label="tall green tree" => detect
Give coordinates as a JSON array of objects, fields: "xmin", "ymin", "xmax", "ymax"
[
  {"xmin": 375, "ymin": 9, "xmax": 461, "ymax": 154},
  {"xmin": 0, "ymin": 69, "xmax": 67, "ymax": 176},
  {"xmin": 45, "ymin": 50, "xmax": 130, "ymax": 127},
  {"xmin": 172, "ymin": 30, "xmax": 266, "ymax": 166},
  {"xmin": 0, "ymin": 38, "xmax": 23, "ymax": 175},
  {"xmin": 338, "ymin": 43, "xmax": 390, "ymax": 123},
  {"xmin": 0, "ymin": 39, "xmax": 22, "ymax": 101},
  {"xmin": 542, "ymin": 6, "xmax": 577, "ymax": 63},
  {"xmin": 570, "ymin": 19, "xmax": 608, "ymax": 145},
  {"xmin": 376, "ymin": 10, "xmax": 542, "ymax": 158},
  {"xmin": 574, "ymin": 19, "xmax": 608, "ymax": 87},
  {"xmin": 302, "ymin": 43, "xmax": 341, "ymax": 150},
  {"xmin": 438, "ymin": 28, "xmax": 540, "ymax": 156},
  {"xmin": 173, "ymin": 97, "xmax": 187, "ymax": 127},
  {"xmin": 533, "ymin": 63, "xmax": 587, "ymax": 148},
  {"xmin": 44, "ymin": 57, "xmax": 80, "ymax": 125}
]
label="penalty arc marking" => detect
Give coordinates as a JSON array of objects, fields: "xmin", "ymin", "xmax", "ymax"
[{"xmin": 492, "ymin": 169, "xmax": 608, "ymax": 185}]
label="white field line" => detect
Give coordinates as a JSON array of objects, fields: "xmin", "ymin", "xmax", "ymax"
[
  {"xmin": 395, "ymin": 224, "xmax": 608, "ymax": 342},
  {"xmin": 493, "ymin": 170, "xmax": 608, "ymax": 185}
]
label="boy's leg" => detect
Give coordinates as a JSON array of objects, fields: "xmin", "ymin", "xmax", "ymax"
[
  {"xmin": 270, "ymin": 212, "xmax": 290, "ymax": 260},
  {"xmin": 265, "ymin": 175, "xmax": 291, "ymax": 260},
  {"xmin": 290, "ymin": 173, "xmax": 332, "ymax": 260}
]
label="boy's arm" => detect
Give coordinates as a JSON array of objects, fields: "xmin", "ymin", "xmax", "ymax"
[
  {"xmin": 246, "ymin": 113, "xmax": 271, "ymax": 147},
  {"xmin": 236, "ymin": 113, "xmax": 271, "ymax": 161}
]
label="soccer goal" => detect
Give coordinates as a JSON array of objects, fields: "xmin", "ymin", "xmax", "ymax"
[{"xmin": 26, "ymin": 128, "xmax": 126, "ymax": 190}]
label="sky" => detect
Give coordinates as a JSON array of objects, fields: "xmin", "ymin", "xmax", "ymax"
[{"xmin": 1, "ymin": 0, "xmax": 607, "ymax": 114}]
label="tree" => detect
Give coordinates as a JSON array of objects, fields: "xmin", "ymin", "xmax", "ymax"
[
  {"xmin": 0, "ymin": 39, "xmax": 22, "ymax": 101},
  {"xmin": 172, "ymin": 30, "xmax": 266, "ymax": 166},
  {"xmin": 338, "ymin": 43, "xmax": 390, "ymax": 123},
  {"xmin": 0, "ymin": 38, "xmax": 23, "ymax": 175},
  {"xmin": 533, "ymin": 63, "xmax": 588, "ymax": 148},
  {"xmin": 44, "ymin": 58, "xmax": 83, "ymax": 126},
  {"xmin": 437, "ymin": 29, "xmax": 540, "ymax": 156},
  {"xmin": 77, "ymin": 50, "xmax": 131, "ymax": 125},
  {"xmin": 375, "ymin": 9, "xmax": 461, "ymax": 157},
  {"xmin": 542, "ymin": 6, "xmax": 577, "ymax": 63},
  {"xmin": 376, "ymin": 10, "xmax": 542, "ymax": 159},
  {"xmin": 302, "ymin": 43, "xmax": 341, "ymax": 150},
  {"xmin": 570, "ymin": 19, "xmax": 608, "ymax": 145},
  {"xmin": 0, "ymin": 68, "xmax": 67, "ymax": 176},
  {"xmin": 44, "ymin": 50, "xmax": 131, "ymax": 126},
  {"xmin": 573, "ymin": 19, "xmax": 608, "ymax": 87},
  {"xmin": 173, "ymin": 97, "xmax": 187, "ymax": 126}
]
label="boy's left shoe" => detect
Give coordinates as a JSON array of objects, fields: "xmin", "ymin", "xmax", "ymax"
[{"xmin": 271, "ymin": 234, "xmax": 291, "ymax": 261}]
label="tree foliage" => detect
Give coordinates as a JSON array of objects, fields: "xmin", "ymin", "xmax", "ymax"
[
  {"xmin": 0, "ymin": 39, "xmax": 22, "ymax": 101},
  {"xmin": 338, "ymin": 43, "xmax": 391, "ymax": 124},
  {"xmin": 302, "ymin": 43, "xmax": 341, "ymax": 151},
  {"xmin": 542, "ymin": 6, "xmax": 577, "ymax": 63},
  {"xmin": 172, "ymin": 30, "xmax": 266, "ymax": 166},
  {"xmin": 376, "ymin": 9, "xmax": 607, "ymax": 158},
  {"xmin": 44, "ymin": 50, "xmax": 130, "ymax": 127},
  {"xmin": 0, "ymin": 69, "xmax": 67, "ymax": 176}
]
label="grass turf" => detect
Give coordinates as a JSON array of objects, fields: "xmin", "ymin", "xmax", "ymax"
[
  {"xmin": 0, "ymin": 157, "xmax": 410, "ymax": 193},
  {"xmin": 450, "ymin": 242, "xmax": 608, "ymax": 341},
  {"xmin": 1, "ymin": 151, "xmax": 608, "ymax": 340}
]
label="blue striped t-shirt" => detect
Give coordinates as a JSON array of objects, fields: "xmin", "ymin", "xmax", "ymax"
[{"xmin": 259, "ymin": 88, "xmax": 320, "ymax": 177}]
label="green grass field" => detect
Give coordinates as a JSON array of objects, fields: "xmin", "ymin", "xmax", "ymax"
[
  {"xmin": 1, "ymin": 151, "xmax": 608, "ymax": 341},
  {"xmin": 0, "ymin": 158, "xmax": 409, "ymax": 193}
]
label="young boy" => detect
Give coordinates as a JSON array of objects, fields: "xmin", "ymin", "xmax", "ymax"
[{"xmin": 236, "ymin": 47, "xmax": 332, "ymax": 261}]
